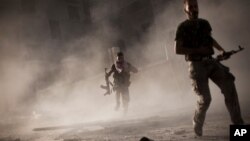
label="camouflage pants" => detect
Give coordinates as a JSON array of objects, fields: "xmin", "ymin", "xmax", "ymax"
[
  {"xmin": 115, "ymin": 87, "xmax": 130, "ymax": 113},
  {"xmin": 188, "ymin": 60, "xmax": 244, "ymax": 127}
]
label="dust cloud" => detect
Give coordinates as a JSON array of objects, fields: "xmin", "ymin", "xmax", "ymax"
[{"xmin": 0, "ymin": 0, "xmax": 249, "ymax": 133}]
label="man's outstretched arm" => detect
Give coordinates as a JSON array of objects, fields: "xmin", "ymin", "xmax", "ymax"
[
  {"xmin": 129, "ymin": 64, "xmax": 138, "ymax": 73},
  {"xmin": 212, "ymin": 38, "xmax": 225, "ymax": 53}
]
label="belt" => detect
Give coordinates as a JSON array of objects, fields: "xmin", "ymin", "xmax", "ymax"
[{"xmin": 185, "ymin": 55, "xmax": 213, "ymax": 61}]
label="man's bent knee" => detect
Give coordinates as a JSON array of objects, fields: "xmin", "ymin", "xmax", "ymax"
[{"xmin": 197, "ymin": 95, "xmax": 211, "ymax": 110}]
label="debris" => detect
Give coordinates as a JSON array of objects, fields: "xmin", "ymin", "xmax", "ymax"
[
  {"xmin": 0, "ymin": 137, "xmax": 21, "ymax": 141},
  {"xmin": 140, "ymin": 137, "xmax": 154, "ymax": 141},
  {"xmin": 172, "ymin": 129, "xmax": 186, "ymax": 135}
]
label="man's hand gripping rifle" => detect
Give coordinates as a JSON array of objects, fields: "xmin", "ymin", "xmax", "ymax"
[
  {"xmin": 100, "ymin": 68, "xmax": 113, "ymax": 96},
  {"xmin": 216, "ymin": 46, "xmax": 244, "ymax": 61}
]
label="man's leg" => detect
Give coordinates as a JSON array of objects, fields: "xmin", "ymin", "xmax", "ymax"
[
  {"xmin": 192, "ymin": 78, "xmax": 212, "ymax": 136},
  {"xmin": 121, "ymin": 87, "xmax": 130, "ymax": 114},
  {"xmin": 210, "ymin": 63, "xmax": 244, "ymax": 124},
  {"xmin": 189, "ymin": 62, "xmax": 211, "ymax": 136},
  {"xmin": 115, "ymin": 91, "xmax": 121, "ymax": 111}
]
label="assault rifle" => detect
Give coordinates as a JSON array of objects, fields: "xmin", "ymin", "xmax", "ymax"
[
  {"xmin": 215, "ymin": 46, "xmax": 244, "ymax": 61},
  {"xmin": 100, "ymin": 68, "xmax": 113, "ymax": 96}
]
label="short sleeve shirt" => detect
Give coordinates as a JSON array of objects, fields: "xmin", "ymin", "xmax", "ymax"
[{"xmin": 175, "ymin": 18, "xmax": 213, "ymax": 49}]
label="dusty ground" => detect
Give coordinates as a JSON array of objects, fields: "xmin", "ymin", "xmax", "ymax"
[{"xmin": 0, "ymin": 113, "xmax": 249, "ymax": 141}]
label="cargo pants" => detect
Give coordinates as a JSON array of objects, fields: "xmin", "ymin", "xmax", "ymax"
[
  {"xmin": 188, "ymin": 59, "xmax": 244, "ymax": 128},
  {"xmin": 115, "ymin": 87, "xmax": 130, "ymax": 113}
]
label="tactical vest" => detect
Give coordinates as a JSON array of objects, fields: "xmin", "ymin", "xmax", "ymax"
[{"xmin": 111, "ymin": 63, "xmax": 131, "ymax": 88}]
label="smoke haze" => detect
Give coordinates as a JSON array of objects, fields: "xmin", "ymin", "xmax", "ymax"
[{"xmin": 0, "ymin": 0, "xmax": 249, "ymax": 133}]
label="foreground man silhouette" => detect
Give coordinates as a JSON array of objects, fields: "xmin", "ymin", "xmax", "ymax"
[{"xmin": 174, "ymin": 0, "xmax": 244, "ymax": 136}]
